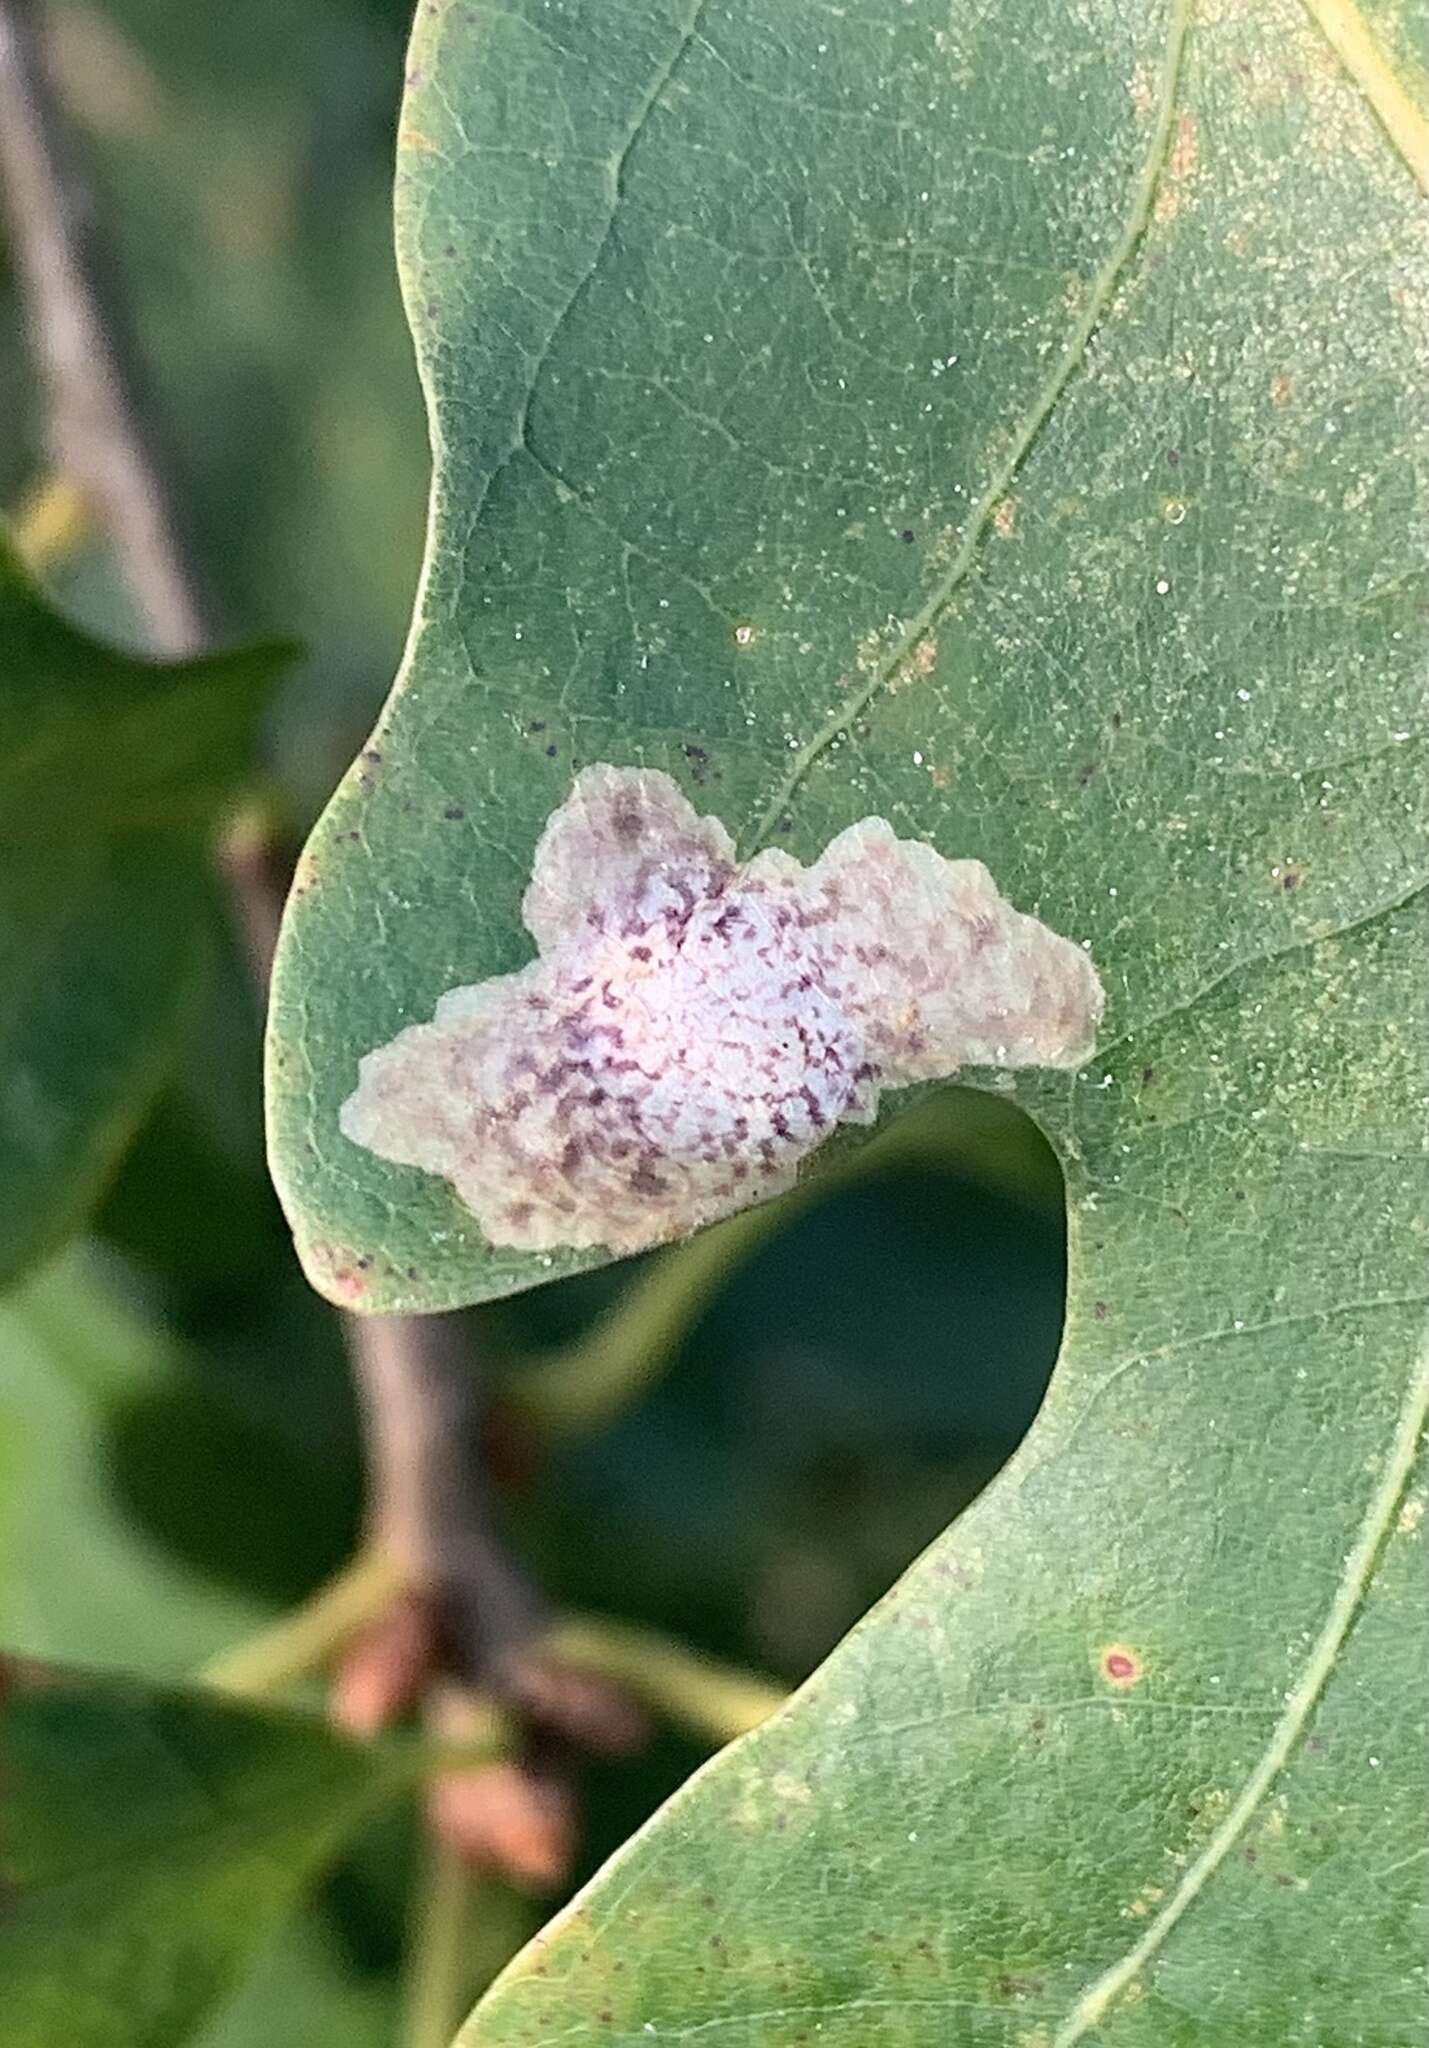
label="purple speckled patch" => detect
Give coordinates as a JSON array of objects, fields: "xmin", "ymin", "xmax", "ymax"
[{"xmin": 340, "ymin": 765, "xmax": 1103, "ymax": 1253}]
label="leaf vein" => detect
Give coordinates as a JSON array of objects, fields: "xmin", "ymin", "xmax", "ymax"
[
  {"xmin": 740, "ymin": 0, "xmax": 1195, "ymax": 853},
  {"xmin": 1298, "ymin": 0, "xmax": 1429, "ymax": 193},
  {"xmin": 1094, "ymin": 878, "xmax": 1429, "ymax": 1060},
  {"xmin": 1051, "ymin": 1294, "xmax": 1429, "ymax": 1465}
]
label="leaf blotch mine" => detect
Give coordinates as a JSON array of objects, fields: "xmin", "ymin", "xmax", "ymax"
[{"xmin": 340, "ymin": 767, "xmax": 1105, "ymax": 1256}]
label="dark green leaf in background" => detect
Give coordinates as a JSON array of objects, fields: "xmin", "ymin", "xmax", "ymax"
[
  {"xmin": 0, "ymin": 1246, "xmax": 365, "ymax": 1670},
  {"xmin": 0, "ymin": 1245, "xmax": 399, "ymax": 2046},
  {"xmin": 260, "ymin": 0, "xmax": 1429, "ymax": 2036},
  {"xmin": 0, "ymin": 1252, "xmax": 265, "ymax": 1673},
  {"xmin": 0, "ymin": 1663, "xmax": 402, "ymax": 2048},
  {"xmin": 0, "ymin": 535, "xmax": 293, "ymax": 1288}
]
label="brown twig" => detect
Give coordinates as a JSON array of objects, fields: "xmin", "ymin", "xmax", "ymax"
[
  {"xmin": 0, "ymin": 0, "xmax": 213, "ymax": 652},
  {"xmin": 0, "ymin": 0, "xmax": 637, "ymax": 1857},
  {"xmin": 350, "ymin": 1312, "xmax": 545, "ymax": 1673}
]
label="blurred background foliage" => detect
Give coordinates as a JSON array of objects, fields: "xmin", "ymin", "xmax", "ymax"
[{"xmin": 0, "ymin": 1, "xmax": 1066, "ymax": 2039}]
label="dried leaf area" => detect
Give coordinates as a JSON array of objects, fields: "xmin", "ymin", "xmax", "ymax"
[{"xmin": 341, "ymin": 766, "xmax": 1103, "ymax": 1253}]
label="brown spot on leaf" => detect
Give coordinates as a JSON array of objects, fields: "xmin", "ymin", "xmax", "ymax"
[
  {"xmin": 994, "ymin": 1972, "xmax": 1045, "ymax": 1999},
  {"xmin": 1100, "ymin": 1644, "xmax": 1143, "ymax": 1688}
]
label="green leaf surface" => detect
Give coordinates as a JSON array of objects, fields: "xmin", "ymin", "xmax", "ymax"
[
  {"xmin": 0, "ymin": 1662, "xmax": 401, "ymax": 2048},
  {"xmin": 266, "ymin": 0, "xmax": 1427, "ymax": 2035},
  {"xmin": 0, "ymin": 536, "xmax": 292, "ymax": 1288}
]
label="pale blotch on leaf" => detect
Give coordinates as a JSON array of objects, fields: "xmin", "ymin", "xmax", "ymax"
[{"xmin": 340, "ymin": 766, "xmax": 1104, "ymax": 1255}]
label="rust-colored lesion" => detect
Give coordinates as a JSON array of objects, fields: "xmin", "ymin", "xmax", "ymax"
[
  {"xmin": 341, "ymin": 766, "xmax": 1105, "ymax": 1256},
  {"xmin": 1099, "ymin": 1643, "xmax": 1145, "ymax": 1688}
]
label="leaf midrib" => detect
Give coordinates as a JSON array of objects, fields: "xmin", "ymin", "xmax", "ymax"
[
  {"xmin": 1049, "ymin": 1341, "xmax": 1429, "ymax": 2042},
  {"xmin": 740, "ymin": 0, "xmax": 1195, "ymax": 855},
  {"xmin": 1298, "ymin": 0, "xmax": 1429, "ymax": 193}
]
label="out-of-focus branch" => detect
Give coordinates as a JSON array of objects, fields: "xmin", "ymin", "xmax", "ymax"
[
  {"xmin": 212, "ymin": 800, "xmax": 297, "ymax": 992},
  {"xmin": 10, "ymin": 469, "xmax": 91, "ymax": 564},
  {"xmin": 351, "ymin": 1312, "xmax": 545, "ymax": 1677},
  {"xmin": 201, "ymin": 1549, "xmax": 406, "ymax": 1698},
  {"xmin": 399, "ymin": 1831, "xmax": 477, "ymax": 2048},
  {"xmin": 0, "ymin": 0, "xmax": 214, "ymax": 651},
  {"xmin": 0, "ymin": 0, "xmax": 295, "ymax": 1026},
  {"xmin": 546, "ymin": 1616, "xmax": 785, "ymax": 1745},
  {"xmin": 207, "ymin": 1553, "xmax": 785, "ymax": 1750}
]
